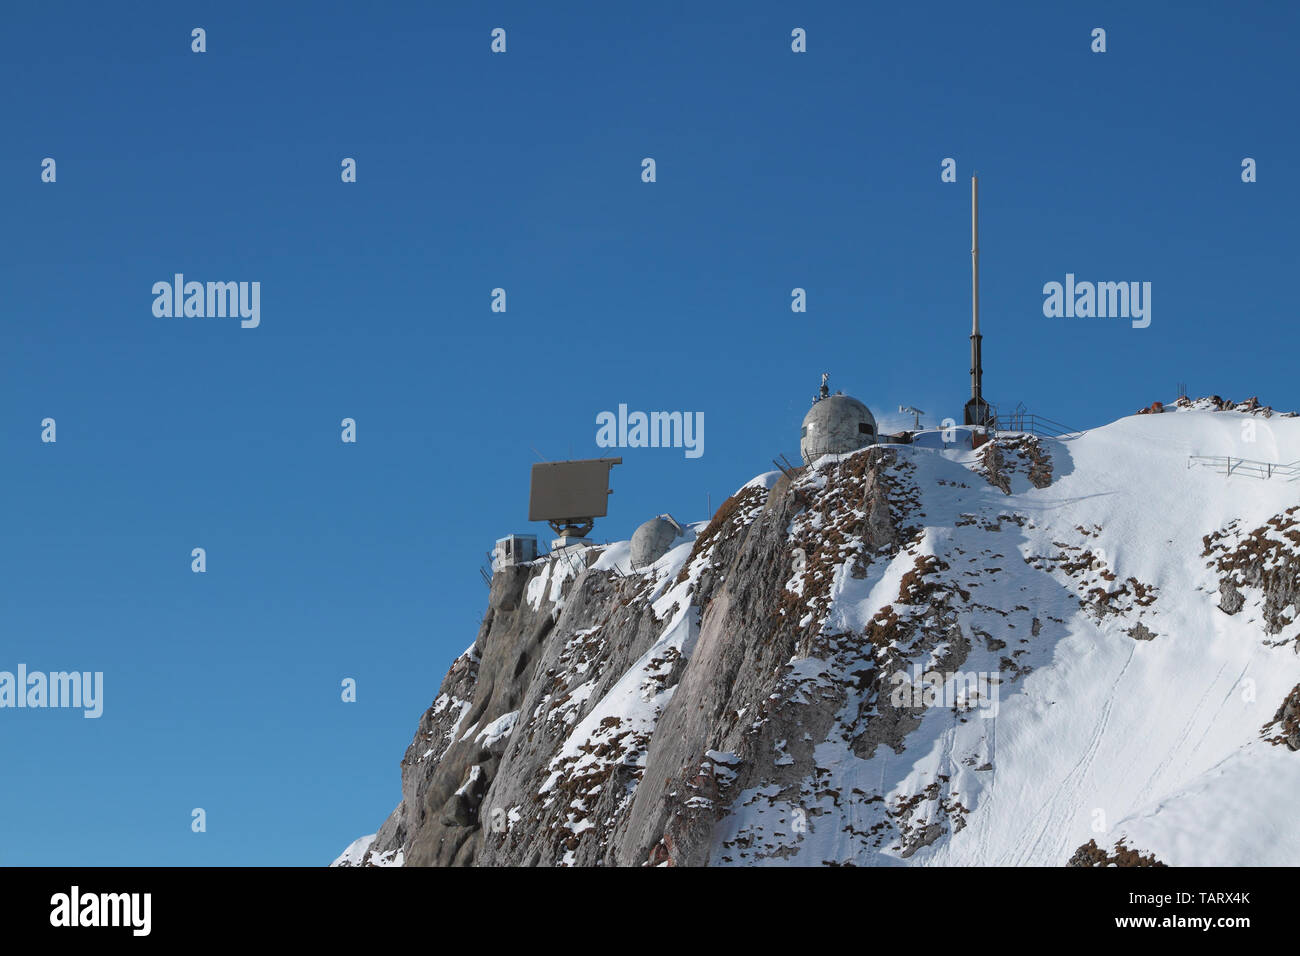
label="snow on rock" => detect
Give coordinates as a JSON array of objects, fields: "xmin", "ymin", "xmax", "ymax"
[
  {"xmin": 474, "ymin": 711, "xmax": 519, "ymax": 750},
  {"xmin": 331, "ymin": 834, "xmax": 375, "ymax": 866},
  {"xmin": 331, "ymin": 833, "xmax": 404, "ymax": 868}
]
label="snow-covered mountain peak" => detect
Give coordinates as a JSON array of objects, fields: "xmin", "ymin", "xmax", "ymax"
[{"xmin": 338, "ymin": 402, "xmax": 1300, "ymax": 866}]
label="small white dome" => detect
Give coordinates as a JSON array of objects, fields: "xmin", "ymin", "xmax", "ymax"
[{"xmin": 630, "ymin": 515, "xmax": 683, "ymax": 570}]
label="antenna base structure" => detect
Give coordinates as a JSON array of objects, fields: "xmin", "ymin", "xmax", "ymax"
[
  {"xmin": 547, "ymin": 518, "xmax": 595, "ymax": 549},
  {"xmin": 964, "ymin": 398, "xmax": 994, "ymax": 428}
]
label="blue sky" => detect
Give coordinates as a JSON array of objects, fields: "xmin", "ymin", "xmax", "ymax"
[{"xmin": 1, "ymin": 0, "xmax": 1296, "ymax": 865}]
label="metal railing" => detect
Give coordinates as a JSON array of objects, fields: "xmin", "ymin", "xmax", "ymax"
[
  {"xmin": 996, "ymin": 411, "xmax": 1083, "ymax": 439},
  {"xmin": 1187, "ymin": 455, "xmax": 1300, "ymax": 481}
]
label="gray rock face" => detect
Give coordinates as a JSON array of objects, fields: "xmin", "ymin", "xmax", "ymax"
[
  {"xmin": 343, "ymin": 446, "xmax": 934, "ymax": 866},
  {"xmin": 344, "ymin": 441, "xmax": 1011, "ymax": 867}
]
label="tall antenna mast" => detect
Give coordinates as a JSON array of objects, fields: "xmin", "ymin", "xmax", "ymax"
[
  {"xmin": 964, "ymin": 174, "xmax": 992, "ymax": 427},
  {"xmin": 972, "ymin": 174, "xmax": 979, "ymax": 342}
]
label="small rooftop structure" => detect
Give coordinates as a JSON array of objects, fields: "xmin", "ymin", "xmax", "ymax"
[{"xmin": 492, "ymin": 534, "xmax": 538, "ymax": 572}]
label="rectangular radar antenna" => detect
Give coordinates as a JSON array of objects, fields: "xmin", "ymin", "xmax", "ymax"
[{"xmin": 528, "ymin": 457, "xmax": 623, "ymax": 541}]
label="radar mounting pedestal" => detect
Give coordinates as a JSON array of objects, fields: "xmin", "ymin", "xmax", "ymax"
[{"xmin": 547, "ymin": 517, "xmax": 595, "ymax": 541}]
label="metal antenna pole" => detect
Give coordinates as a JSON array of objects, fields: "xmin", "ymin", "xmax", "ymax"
[
  {"xmin": 972, "ymin": 176, "xmax": 979, "ymax": 335},
  {"xmin": 964, "ymin": 174, "xmax": 990, "ymax": 427}
]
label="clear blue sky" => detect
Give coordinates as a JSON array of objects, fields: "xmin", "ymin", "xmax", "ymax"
[{"xmin": 2, "ymin": 0, "xmax": 1296, "ymax": 865}]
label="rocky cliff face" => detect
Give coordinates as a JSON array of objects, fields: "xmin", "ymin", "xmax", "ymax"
[{"xmin": 338, "ymin": 407, "xmax": 1300, "ymax": 867}]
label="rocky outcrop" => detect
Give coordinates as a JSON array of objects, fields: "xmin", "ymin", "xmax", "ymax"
[
  {"xmin": 1263, "ymin": 684, "xmax": 1300, "ymax": 751},
  {"xmin": 1173, "ymin": 394, "xmax": 1280, "ymax": 416},
  {"xmin": 976, "ymin": 434, "xmax": 1053, "ymax": 494},
  {"xmin": 1068, "ymin": 839, "xmax": 1167, "ymax": 867},
  {"xmin": 1203, "ymin": 506, "xmax": 1300, "ymax": 639}
]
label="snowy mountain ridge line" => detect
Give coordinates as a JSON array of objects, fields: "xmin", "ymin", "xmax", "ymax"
[{"xmin": 335, "ymin": 401, "xmax": 1300, "ymax": 867}]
